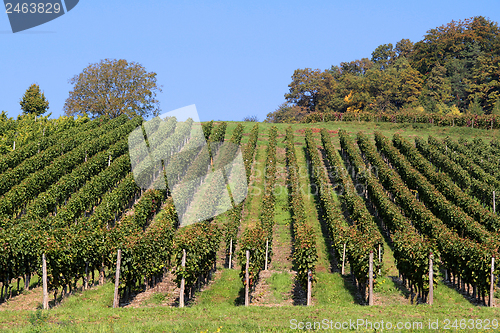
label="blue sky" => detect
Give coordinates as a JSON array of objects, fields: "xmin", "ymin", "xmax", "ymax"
[{"xmin": 1, "ymin": 0, "xmax": 499, "ymax": 122}]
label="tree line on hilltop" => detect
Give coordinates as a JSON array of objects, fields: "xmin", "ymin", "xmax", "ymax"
[{"xmin": 266, "ymin": 16, "xmax": 500, "ymax": 123}]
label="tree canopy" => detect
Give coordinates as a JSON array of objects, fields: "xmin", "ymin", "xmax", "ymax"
[
  {"xmin": 267, "ymin": 16, "xmax": 500, "ymax": 122},
  {"xmin": 64, "ymin": 59, "xmax": 162, "ymax": 119},
  {"xmin": 20, "ymin": 83, "xmax": 49, "ymax": 116}
]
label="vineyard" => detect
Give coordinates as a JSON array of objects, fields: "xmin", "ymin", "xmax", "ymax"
[{"xmin": 1, "ymin": 117, "xmax": 500, "ymax": 332}]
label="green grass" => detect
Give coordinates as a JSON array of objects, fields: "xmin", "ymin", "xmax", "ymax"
[
  {"xmin": 195, "ymin": 269, "xmax": 242, "ymax": 307},
  {"xmin": 274, "ymin": 185, "xmax": 290, "ymax": 228},
  {"xmin": 233, "ymin": 120, "xmax": 500, "ymax": 148},
  {"xmin": 313, "ymin": 272, "xmax": 356, "ymax": 306},
  {"xmin": 143, "ymin": 292, "xmax": 167, "ymax": 306},
  {"xmin": 271, "ymin": 184, "xmax": 293, "ymax": 273},
  {"xmin": 3, "ymin": 288, "xmax": 500, "ymax": 332},
  {"xmin": 267, "ymin": 272, "xmax": 293, "ymax": 303}
]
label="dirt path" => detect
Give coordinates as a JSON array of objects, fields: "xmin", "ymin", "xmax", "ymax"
[
  {"xmin": 0, "ymin": 286, "xmax": 42, "ymax": 311},
  {"xmin": 123, "ymin": 270, "xmax": 180, "ymax": 308}
]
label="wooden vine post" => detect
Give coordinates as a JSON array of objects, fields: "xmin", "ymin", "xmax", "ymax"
[
  {"xmin": 179, "ymin": 249, "xmax": 186, "ymax": 308},
  {"xmin": 490, "ymin": 256, "xmax": 495, "ymax": 307},
  {"xmin": 42, "ymin": 254, "xmax": 49, "ymax": 310},
  {"xmin": 113, "ymin": 249, "xmax": 121, "ymax": 308},
  {"xmin": 99, "ymin": 255, "xmax": 105, "ymax": 285},
  {"xmin": 428, "ymin": 252, "xmax": 433, "ymax": 305},
  {"xmin": 368, "ymin": 251, "xmax": 373, "ymax": 306},
  {"xmin": 228, "ymin": 238, "xmax": 233, "ymax": 269},
  {"xmin": 341, "ymin": 243, "xmax": 346, "ymax": 275},
  {"xmin": 245, "ymin": 250, "xmax": 250, "ymax": 306},
  {"xmin": 378, "ymin": 244, "xmax": 381, "ymax": 275},
  {"xmin": 307, "ymin": 269, "xmax": 312, "ymax": 306},
  {"xmin": 493, "ymin": 191, "xmax": 496, "ymax": 214},
  {"xmin": 84, "ymin": 262, "xmax": 89, "ymax": 290},
  {"xmin": 264, "ymin": 239, "xmax": 269, "ymax": 271}
]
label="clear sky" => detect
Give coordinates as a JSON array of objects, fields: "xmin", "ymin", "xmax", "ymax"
[{"xmin": 1, "ymin": 0, "xmax": 499, "ymax": 122}]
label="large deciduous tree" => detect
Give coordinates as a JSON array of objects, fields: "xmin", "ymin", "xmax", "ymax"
[
  {"xmin": 64, "ymin": 59, "xmax": 162, "ymax": 119},
  {"xmin": 284, "ymin": 68, "xmax": 323, "ymax": 111},
  {"xmin": 371, "ymin": 43, "xmax": 395, "ymax": 70},
  {"xmin": 20, "ymin": 83, "xmax": 49, "ymax": 116}
]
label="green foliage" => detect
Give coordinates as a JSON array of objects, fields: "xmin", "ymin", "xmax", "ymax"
[
  {"xmin": 202, "ymin": 120, "xmax": 214, "ymax": 142},
  {"xmin": 371, "ymin": 43, "xmax": 395, "ymax": 69},
  {"xmin": 2, "ymin": 118, "xmax": 500, "ymax": 314},
  {"xmin": 369, "ymin": 132, "xmax": 498, "ymax": 295},
  {"xmin": 174, "ymin": 221, "xmax": 221, "ymax": 289},
  {"xmin": 238, "ymin": 225, "xmax": 267, "ymax": 289},
  {"xmin": 20, "ymin": 84, "xmax": 49, "ymax": 116},
  {"xmin": 237, "ymin": 126, "xmax": 277, "ymax": 288},
  {"xmin": 242, "ymin": 115, "xmax": 258, "ymax": 122},
  {"xmin": 0, "ymin": 117, "xmax": 140, "ymax": 220},
  {"xmin": 224, "ymin": 124, "xmax": 258, "ymax": 260},
  {"xmin": 265, "ymin": 102, "xmax": 308, "ymax": 123},
  {"xmin": 0, "ymin": 112, "xmax": 89, "ymax": 155},
  {"xmin": 492, "ymin": 99, "xmax": 500, "ymax": 116},
  {"xmin": 64, "ymin": 59, "xmax": 162, "ymax": 119},
  {"xmin": 421, "ymin": 64, "xmax": 453, "ymax": 112},
  {"xmin": 467, "ymin": 96, "xmax": 484, "ymax": 115},
  {"xmin": 358, "ymin": 132, "xmax": 437, "ymax": 295},
  {"xmin": 116, "ymin": 198, "xmax": 176, "ymax": 292},
  {"xmin": 285, "ymin": 127, "xmax": 317, "ymax": 289},
  {"xmin": 321, "ymin": 129, "xmax": 384, "ymax": 286},
  {"xmin": 379, "ymin": 133, "xmax": 497, "ymax": 246},
  {"xmin": 393, "ymin": 134, "xmax": 500, "ymax": 232},
  {"xmin": 281, "ymin": 16, "xmax": 500, "ymax": 116}
]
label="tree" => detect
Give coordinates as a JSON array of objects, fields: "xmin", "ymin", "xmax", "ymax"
[
  {"xmin": 371, "ymin": 43, "xmax": 395, "ymax": 70},
  {"xmin": 64, "ymin": 59, "xmax": 162, "ymax": 119},
  {"xmin": 421, "ymin": 64, "xmax": 452, "ymax": 112},
  {"xmin": 467, "ymin": 96, "xmax": 484, "ymax": 115},
  {"xmin": 411, "ymin": 17, "xmax": 500, "ymax": 75},
  {"xmin": 394, "ymin": 39, "xmax": 414, "ymax": 59},
  {"xmin": 363, "ymin": 66, "xmax": 398, "ymax": 111},
  {"xmin": 492, "ymin": 99, "xmax": 500, "ymax": 116},
  {"xmin": 284, "ymin": 68, "xmax": 323, "ymax": 111},
  {"xmin": 465, "ymin": 54, "xmax": 500, "ymax": 112},
  {"xmin": 339, "ymin": 58, "xmax": 373, "ymax": 76},
  {"xmin": 242, "ymin": 115, "xmax": 259, "ymax": 122},
  {"xmin": 395, "ymin": 58, "xmax": 424, "ymax": 106},
  {"xmin": 20, "ymin": 84, "xmax": 49, "ymax": 116},
  {"xmin": 265, "ymin": 103, "xmax": 308, "ymax": 123}
]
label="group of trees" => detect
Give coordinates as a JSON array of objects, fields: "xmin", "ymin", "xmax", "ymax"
[
  {"xmin": 2, "ymin": 58, "xmax": 161, "ymax": 125},
  {"xmin": 1, "ymin": 59, "xmax": 162, "ymax": 153},
  {"xmin": 267, "ymin": 16, "xmax": 500, "ymax": 122}
]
